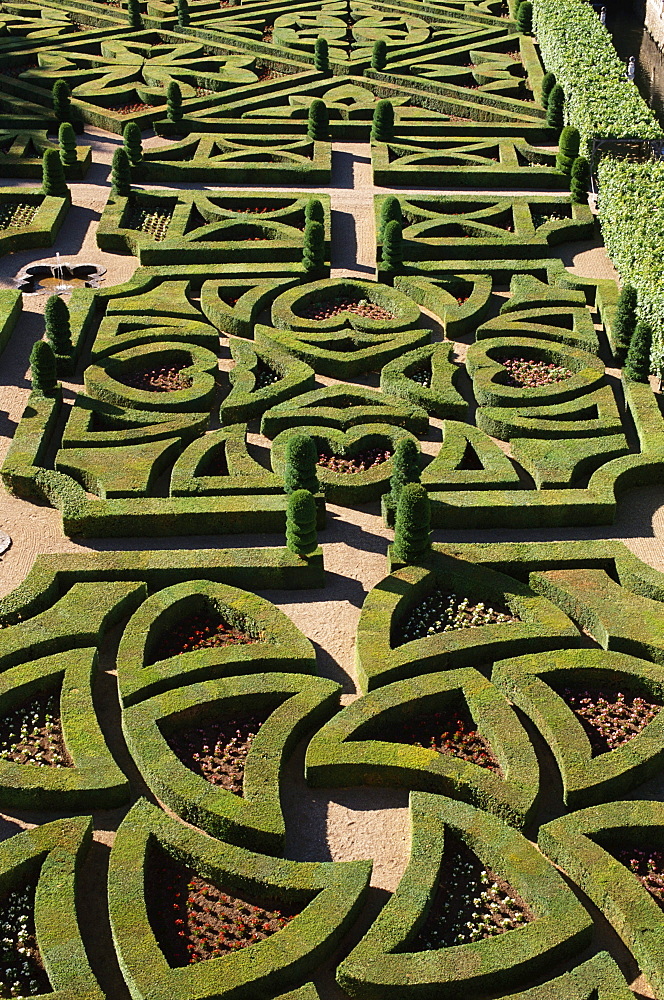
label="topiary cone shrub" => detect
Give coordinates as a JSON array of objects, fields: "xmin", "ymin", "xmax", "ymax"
[
  {"xmin": 52, "ymin": 79, "xmax": 71, "ymax": 123},
  {"xmin": 379, "ymin": 195, "xmax": 402, "ymax": 239},
  {"xmin": 546, "ymin": 83, "xmax": 565, "ymax": 129},
  {"xmin": 556, "ymin": 125, "xmax": 580, "ymax": 175},
  {"xmin": 58, "ymin": 122, "xmax": 77, "ymax": 169},
  {"xmin": 307, "ymin": 99, "xmax": 329, "ymax": 140},
  {"xmin": 123, "ymin": 122, "xmax": 143, "ymax": 165},
  {"xmin": 111, "ymin": 147, "xmax": 131, "ymax": 197},
  {"xmin": 44, "ymin": 295, "xmax": 73, "ymax": 356},
  {"xmin": 516, "ymin": 0, "xmax": 533, "ymax": 34},
  {"xmin": 283, "ymin": 433, "xmax": 320, "ymax": 494},
  {"xmin": 42, "ymin": 148, "xmax": 69, "ymax": 198},
  {"xmin": 167, "ymin": 80, "xmax": 183, "ymax": 123},
  {"xmin": 30, "ymin": 341, "xmax": 58, "ymax": 396},
  {"xmin": 389, "ymin": 438, "xmax": 420, "ymax": 506},
  {"xmin": 176, "ymin": 0, "xmax": 189, "ymax": 27},
  {"xmin": 392, "ymin": 483, "xmax": 431, "ymax": 564},
  {"xmin": 314, "ymin": 36, "xmax": 329, "ymax": 72},
  {"xmin": 614, "ymin": 284, "xmax": 637, "ymax": 367},
  {"xmin": 286, "ymin": 489, "xmax": 318, "ymax": 556},
  {"xmin": 382, "ymin": 218, "xmax": 403, "ymax": 274},
  {"xmin": 570, "ymin": 156, "xmax": 590, "ymax": 204},
  {"xmin": 302, "ymin": 219, "xmax": 325, "ymax": 275},
  {"xmin": 127, "ymin": 0, "xmax": 142, "ymax": 29},
  {"xmin": 371, "ymin": 38, "xmax": 387, "ymax": 71},
  {"xmin": 624, "ymin": 320, "xmax": 653, "ymax": 383},
  {"xmin": 371, "ymin": 99, "xmax": 394, "ymax": 143},
  {"xmin": 305, "ymin": 198, "xmax": 324, "ymax": 225},
  {"xmin": 541, "ymin": 71, "xmax": 556, "ymax": 108}
]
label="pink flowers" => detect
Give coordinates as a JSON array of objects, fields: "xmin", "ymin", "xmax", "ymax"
[
  {"xmin": 121, "ymin": 365, "xmax": 193, "ymax": 393},
  {"xmin": 317, "ymin": 447, "xmax": 393, "ymax": 474},
  {"xmin": 399, "ymin": 706, "xmax": 502, "ymax": 775},
  {"xmin": 298, "ymin": 295, "xmax": 395, "ymax": 322},
  {"xmin": 563, "ymin": 687, "xmax": 661, "ymax": 754},
  {"xmin": 499, "ymin": 356, "xmax": 572, "ymax": 388}
]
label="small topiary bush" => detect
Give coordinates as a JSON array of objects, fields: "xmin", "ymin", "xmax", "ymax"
[
  {"xmin": 30, "ymin": 340, "xmax": 58, "ymax": 396},
  {"xmin": 176, "ymin": 0, "xmax": 189, "ymax": 27},
  {"xmin": 314, "ymin": 37, "xmax": 329, "ymax": 73},
  {"xmin": 286, "ymin": 489, "xmax": 318, "ymax": 555},
  {"xmin": 52, "ymin": 80, "xmax": 71, "ymax": 123},
  {"xmin": 371, "ymin": 100, "xmax": 394, "ymax": 143},
  {"xmin": 570, "ymin": 156, "xmax": 590, "ymax": 204},
  {"xmin": 111, "ymin": 147, "xmax": 131, "ymax": 197},
  {"xmin": 624, "ymin": 320, "xmax": 652, "ymax": 382},
  {"xmin": 382, "ymin": 218, "xmax": 403, "ymax": 273},
  {"xmin": 283, "ymin": 434, "xmax": 320, "ymax": 494},
  {"xmin": 44, "ymin": 295, "xmax": 72, "ymax": 356},
  {"xmin": 167, "ymin": 81, "xmax": 183, "ymax": 123},
  {"xmin": 541, "ymin": 71, "xmax": 556, "ymax": 108},
  {"xmin": 58, "ymin": 123, "xmax": 77, "ymax": 169},
  {"xmin": 389, "ymin": 438, "xmax": 420, "ymax": 506},
  {"xmin": 372, "ymin": 38, "xmax": 387, "ymax": 71},
  {"xmin": 516, "ymin": 0, "xmax": 533, "ymax": 34},
  {"xmin": 556, "ymin": 126, "xmax": 580, "ymax": 174},
  {"xmin": 127, "ymin": 0, "xmax": 142, "ymax": 29},
  {"xmin": 123, "ymin": 122, "xmax": 143, "ymax": 166},
  {"xmin": 547, "ymin": 83, "xmax": 565, "ymax": 129},
  {"xmin": 305, "ymin": 198, "xmax": 324, "ymax": 225},
  {"xmin": 614, "ymin": 284, "xmax": 638, "ymax": 366},
  {"xmin": 392, "ymin": 483, "xmax": 431, "ymax": 564},
  {"xmin": 42, "ymin": 148, "xmax": 68, "ymax": 198},
  {"xmin": 303, "ymin": 219, "xmax": 325, "ymax": 274},
  {"xmin": 307, "ymin": 99, "xmax": 329, "ymax": 141},
  {"xmin": 379, "ymin": 195, "xmax": 402, "ymax": 239}
]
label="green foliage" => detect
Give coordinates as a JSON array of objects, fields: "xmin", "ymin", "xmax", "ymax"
[
  {"xmin": 305, "ymin": 197, "xmax": 324, "ymax": 225},
  {"xmin": 302, "ymin": 218, "xmax": 325, "ymax": 273},
  {"xmin": 123, "ymin": 122, "xmax": 143, "ymax": 166},
  {"xmin": 176, "ymin": 0, "xmax": 189, "ymax": 27},
  {"xmin": 44, "ymin": 295, "xmax": 72, "ymax": 355},
  {"xmin": 314, "ymin": 36, "xmax": 329, "ymax": 72},
  {"xmin": 41, "ymin": 148, "xmax": 68, "ymax": 198},
  {"xmin": 392, "ymin": 483, "xmax": 431, "ymax": 563},
  {"xmin": 532, "ymin": 0, "xmax": 661, "ymax": 146},
  {"xmin": 372, "ymin": 38, "xmax": 387, "ymax": 71},
  {"xmin": 541, "ymin": 70, "xmax": 556, "ymax": 107},
  {"xmin": 516, "ymin": 0, "xmax": 533, "ymax": 33},
  {"xmin": 624, "ymin": 320, "xmax": 652, "ymax": 382},
  {"xmin": 613, "ymin": 284, "xmax": 637, "ymax": 366},
  {"xmin": 52, "ymin": 79, "xmax": 71, "ymax": 123},
  {"xmin": 570, "ymin": 155, "xmax": 590, "ymax": 203},
  {"xmin": 58, "ymin": 122, "xmax": 77, "ymax": 169},
  {"xmin": 286, "ymin": 489, "xmax": 318, "ymax": 555},
  {"xmin": 556, "ymin": 125, "xmax": 580, "ymax": 174},
  {"xmin": 371, "ymin": 99, "xmax": 394, "ymax": 143},
  {"xmin": 167, "ymin": 80, "xmax": 183, "ymax": 123},
  {"xmin": 380, "ymin": 195, "xmax": 402, "ymax": 239},
  {"xmin": 546, "ymin": 83, "xmax": 565, "ymax": 129},
  {"xmin": 127, "ymin": 0, "xmax": 142, "ymax": 29},
  {"xmin": 307, "ymin": 99, "xmax": 329, "ymax": 140},
  {"xmin": 111, "ymin": 147, "xmax": 131, "ymax": 197},
  {"xmin": 30, "ymin": 340, "xmax": 58, "ymax": 395},
  {"xmin": 283, "ymin": 433, "xmax": 320, "ymax": 494},
  {"xmin": 389, "ymin": 438, "xmax": 420, "ymax": 505},
  {"xmin": 382, "ymin": 218, "xmax": 403, "ymax": 272}
]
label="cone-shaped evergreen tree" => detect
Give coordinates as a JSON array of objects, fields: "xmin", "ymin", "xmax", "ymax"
[
  {"xmin": 371, "ymin": 38, "xmax": 387, "ymax": 71},
  {"xmin": 176, "ymin": 0, "xmax": 189, "ymax": 27},
  {"xmin": 392, "ymin": 483, "xmax": 431, "ymax": 564},
  {"xmin": 286, "ymin": 489, "xmax": 318, "ymax": 556},
  {"xmin": 283, "ymin": 433, "xmax": 320, "ymax": 494},
  {"xmin": 555, "ymin": 125, "xmax": 580, "ymax": 174},
  {"xmin": 613, "ymin": 284, "xmax": 637, "ymax": 366},
  {"xmin": 30, "ymin": 340, "xmax": 58, "ymax": 396},
  {"xmin": 127, "ymin": 0, "xmax": 142, "ymax": 29},
  {"xmin": 58, "ymin": 122, "xmax": 77, "ymax": 169},
  {"xmin": 44, "ymin": 295, "xmax": 73, "ymax": 355},
  {"xmin": 371, "ymin": 99, "xmax": 394, "ymax": 142},
  {"xmin": 379, "ymin": 195, "xmax": 402, "ymax": 239},
  {"xmin": 111, "ymin": 147, "xmax": 131, "ymax": 197},
  {"xmin": 516, "ymin": 0, "xmax": 532, "ymax": 33},
  {"xmin": 382, "ymin": 218, "xmax": 403, "ymax": 272},
  {"xmin": 305, "ymin": 197, "xmax": 324, "ymax": 225},
  {"xmin": 123, "ymin": 121, "xmax": 143, "ymax": 165},
  {"xmin": 52, "ymin": 79, "xmax": 71, "ymax": 123},
  {"xmin": 570, "ymin": 156, "xmax": 590, "ymax": 204},
  {"xmin": 624, "ymin": 320, "xmax": 652, "ymax": 383},
  {"xmin": 546, "ymin": 83, "xmax": 564, "ymax": 129},
  {"xmin": 307, "ymin": 99, "xmax": 329, "ymax": 140},
  {"xmin": 42, "ymin": 148, "xmax": 68, "ymax": 198},
  {"xmin": 388, "ymin": 438, "xmax": 420, "ymax": 506},
  {"xmin": 167, "ymin": 80, "xmax": 183, "ymax": 122},
  {"xmin": 541, "ymin": 71, "xmax": 556, "ymax": 108},
  {"xmin": 314, "ymin": 36, "xmax": 329, "ymax": 72},
  {"xmin": 302, "ymin": 219, "xmax": 325, "ymax": 274}
]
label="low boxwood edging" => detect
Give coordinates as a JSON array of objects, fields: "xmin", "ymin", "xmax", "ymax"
[
  {"xmin": 221, "ymin": 340, "xmax": 315, "ymax": 425},
  {"xmin": 0, "ymin": 188, "xmax": 69, "ymax": 254},
  {"xmin": 380, "ymin": 343, "xmax": 467, "ymax": 419}
]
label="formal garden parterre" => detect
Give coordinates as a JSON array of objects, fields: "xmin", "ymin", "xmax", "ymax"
[{"xmin": 0, "ymin": 0, "xmax": 664, "ymax": 997}]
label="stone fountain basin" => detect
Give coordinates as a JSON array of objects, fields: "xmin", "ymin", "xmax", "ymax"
[{"xmin": 15, "ymin": 261, "xmax": 107, "ymax": 294}]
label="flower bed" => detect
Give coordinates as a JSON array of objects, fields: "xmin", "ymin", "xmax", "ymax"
[
  {"xmin": 154, "ymin": 610, "xmax": 264, "ymax": 660},
  {"xmin": 391, "ymin": 703, "xmax": 501, "ymax": 773},
  {"xmin": 614, "ymin": 847, "xmax": 664, "ymax": 912},
  {"xmin": 146, "ymin": 849, "xmax": 298, "ymax": 965},
  {"xmin": 0, "ymin": 883, "xmax": 50, "ymax": 997},
  {"xmin": 499, "ymin": 357, "xmax": 572, "ymax": 388},
  {"xmin": 119, "ymin": 365, "xmax": 193, "ymax": 392},
  {"xmin": 317, "ymin": 446, "xmax": 392, "ymax": 474},
  {"xmin": 298, "ymin": 295, "xmax": 396, "ymax": 322},
  {"xmin": 399, "ymin": 589, "xmax": 519, "ymax": 644},
  {"xmin": 254, "ymin": 359, "xmax": 281, "ymax": 389},
  {"xmin": 560, "ymin": 686, "xmax": 661, "ymax": 755},
  {"xmin": 126, "ymin": 205, "xmax": 172, "ymax": 241},
  {"xmin": 0, "ymin": 692, "xmax": 69, "ymax": 768},
  {"xmin": 412, "ymin": 835, "xmax": 533, "ymax": 948},
  {"xmin": 109, "ymin": 102, "xmax": 155, "ymax": 115},
  {"xmin": 165, "ymin": 711, "xmax": 266, "ymax": 795},
  {"xmin": 409, "ymin": 362, "xmax": 431, "ymax": 388},
  {"xmin": 0, "ymin": 203, "xmax": 38, "ymax": 231}
]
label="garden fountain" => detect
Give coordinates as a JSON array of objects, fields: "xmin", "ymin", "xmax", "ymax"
[{"xmin": 14, "ymin": 255, "xmax": 107, "ymax": 294}]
